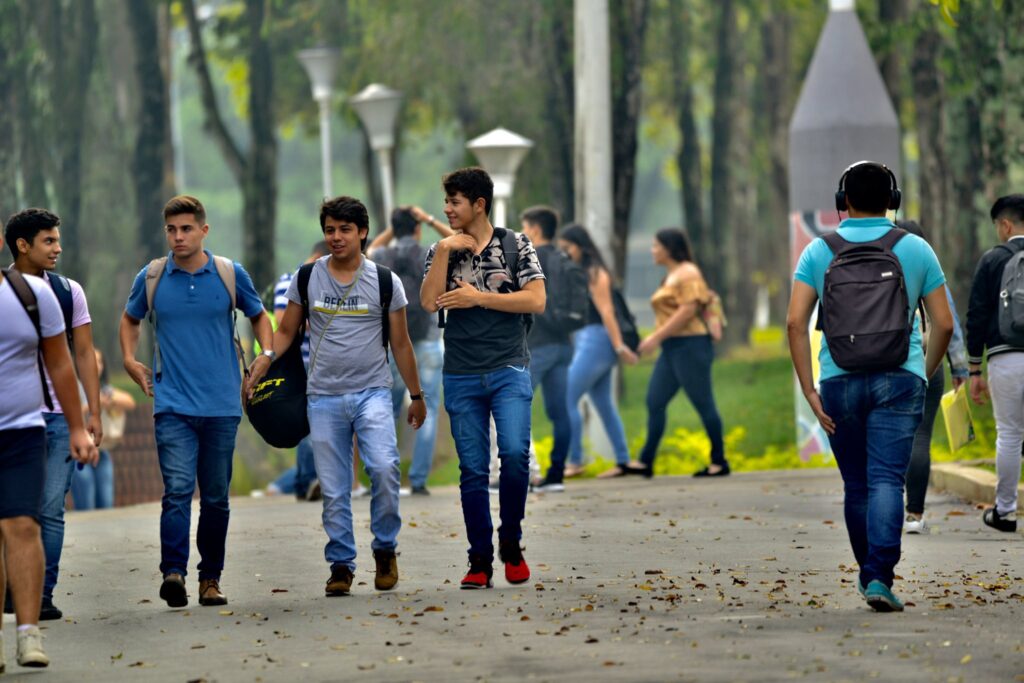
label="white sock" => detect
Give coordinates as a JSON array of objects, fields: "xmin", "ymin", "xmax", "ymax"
[{"xmin": 16, "ymin": 624, "xmax": 38, "ymax": 633}]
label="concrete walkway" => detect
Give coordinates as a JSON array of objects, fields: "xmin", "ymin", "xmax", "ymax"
[{"xmin": 3, "ymin": 470, "xmax": 1022, "ymax": 682}]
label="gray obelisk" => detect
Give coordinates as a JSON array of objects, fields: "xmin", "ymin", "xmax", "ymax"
[{"xmin": 787, "ymin": 0, "xmax": 901, "ymax": 460}]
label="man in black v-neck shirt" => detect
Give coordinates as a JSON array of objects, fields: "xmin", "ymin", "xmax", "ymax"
[{"xmin": 421, "ymin": 167, "xmax": 546, "ymax": 589}]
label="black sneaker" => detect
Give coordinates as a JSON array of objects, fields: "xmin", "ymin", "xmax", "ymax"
[
  {"xmin": 159, "ymin": 573, "xmax": 188, "ymax": 608},
  {"xmin": 982, "ymin": 507, "xmax": 1017, "ymax": 532},
  {"xmin": 411, "ymin": 486, "xmax": 430, "ymax": 496},
  {"xmin": 39, "ymin": 598, "xmax": 62, "ymax": 621},
  {"xmin": 531, "ymin": 476, "xmax": 565, "ymax": 493}
]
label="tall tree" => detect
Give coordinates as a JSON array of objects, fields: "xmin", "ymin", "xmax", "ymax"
[
  {"xmin": 0, "ymin": 2, "xmax": 19, "ymax": 216},
  {"xmin": 126, "ymin": 0, "xmax": 176, "ymax": 262},
  {"xmin": 182, "ymin": 0, "xmax": 278, "ymax": 288},
  {"xmin": 668, "ymin": 0, "xmax": 705, "ymax": 258},
  {"xmin": 708, "ymin": 0, "xmax": 739, "ymax": 302},
  {"xmin": 609, "ymin": 0, "xmax": 650, "ymax": 280}
]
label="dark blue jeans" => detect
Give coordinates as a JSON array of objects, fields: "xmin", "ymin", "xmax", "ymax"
[
  {"xmin": 154, "ymin": 413, "xmax": 240, "ymax": 580},
  {"xmin": 444, "ymin": 366, "xmax": 533, "ymax": 561},
  {"xmin": 529, "ymin": 343, "xmax": 573, "ymax": 483},
  {"xmin": 40, "ymin": 412, "xmax": 74, "ymax": 601},
  {"xmin": 639, "ymin": 335, "xmax": 725, "ymax": 468},
  {"xmin": 820, "ymin": 371, "xmax": 925, "ymax": 588}
]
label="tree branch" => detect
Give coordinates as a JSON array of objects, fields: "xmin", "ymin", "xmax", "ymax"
[{"xmin": 181, "ymin": 0, "xmax": 246, "ymax": 182}]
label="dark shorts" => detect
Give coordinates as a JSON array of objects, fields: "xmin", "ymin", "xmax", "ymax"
[{"xmin": 0, "ymin": 427, "xmax": 47, "ymax": 521}]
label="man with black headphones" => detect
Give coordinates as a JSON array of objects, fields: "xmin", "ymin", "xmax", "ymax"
[{"xmin": 787, "ymin": 161, "xmax": 953, "ymax": 612}]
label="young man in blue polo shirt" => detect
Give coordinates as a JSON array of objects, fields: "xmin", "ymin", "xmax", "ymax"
[
  {"xmin": 787, "ymin": 161, "xmax": 953, "ymax": 612},
  {"xmin": 120, "ymin": 195, "xmax": 272, "ymax": 608}
]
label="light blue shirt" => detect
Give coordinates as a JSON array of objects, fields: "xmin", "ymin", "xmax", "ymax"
[
  {"xmin": 794, "ymin": 217, "xmax": 946, "ymax": 382},
  {"xmin": 125, "ymin": 250, "xmax": 264, "ymax": 417}
]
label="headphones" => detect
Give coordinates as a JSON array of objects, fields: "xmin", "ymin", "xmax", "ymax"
[{"xmin": 834, "ymin": 160, "xmax": 901, "ymax": 213}]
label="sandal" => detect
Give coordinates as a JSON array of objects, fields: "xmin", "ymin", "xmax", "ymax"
[
  {"xmin": 563, "ymin": 464, "xmax": 586, "ymax": 478},
  {"xmin": 693, "ymin": 464, "xmax": 731, "ymax": 478}
]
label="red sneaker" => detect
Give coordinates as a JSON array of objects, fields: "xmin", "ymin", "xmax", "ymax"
[
  {"xmin": 460, "ymin": 555, "xmax": 493, "ymax": 590},
  {"xmin": 499, "ymin": 540, "xmax": 530, "ymax": 585}
]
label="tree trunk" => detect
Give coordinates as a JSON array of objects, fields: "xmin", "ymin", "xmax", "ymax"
[
  {"xmin": 609, "ymin": 0, "xmax": 649, "ymax": 281},
  {"xmin": 0, "ymin": 4, "xmax": 18, "ymax": 216},
  {"xmin": 127, "ymin": 0, "xmax": 176, "ymax": 262},
  {"xmin": 539, "ymin": 0, "xmax": 575, "ymax": 218},
  {"xmin": 910, "ymin": 22, "xmax": 951, "ymax": 264},
  {"xmin": 709, "ymin": 0, "xmax": 738, "ymax": 304},
  {"xmin": 878, "ymin": 0, "xmax": 908, "ymax": 123},
  {"xmin": 243, "ymin": 0, "xmax": 277, "ymax": 289},
  {"xmin": 669, "ymin": 0, "xmax": 705, "ymax": 257}
]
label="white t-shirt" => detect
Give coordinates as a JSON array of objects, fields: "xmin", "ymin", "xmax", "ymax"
[{"xmin": 0, "ymin": 273, "xmax": 65, "ymax": 431}]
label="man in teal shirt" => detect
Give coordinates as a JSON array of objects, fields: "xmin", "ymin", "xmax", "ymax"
[{"xmin": 787, "ymin": 162, "xmax": 953, "ymax": 612}]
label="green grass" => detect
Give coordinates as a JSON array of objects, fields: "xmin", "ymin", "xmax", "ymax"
[{"xmin": 111, "ymin": 344, "xmax": 1001, "ymax": 491}]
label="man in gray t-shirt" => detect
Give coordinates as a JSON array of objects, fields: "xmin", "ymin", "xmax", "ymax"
[{"xmin": 247, "ymin": 196, "xmax": 425, "ymax": 598}]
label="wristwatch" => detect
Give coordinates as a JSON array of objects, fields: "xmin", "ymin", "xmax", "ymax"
[
  {"xmin": 262, "ymin": 349, "xmax": 277, "ymax": 362},
  {"xmin": 425, "ymin": 215, "xmax": 435, "ymax": 226},
  {"xmin": 968, "ymin": 370, "xmax": 982, "ymax": 377},
  {"xmin": 410, "ymin": 392, "xmax": 425, "ymax": 402}
]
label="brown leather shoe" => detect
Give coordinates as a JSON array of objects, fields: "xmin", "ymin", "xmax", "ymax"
[
  {"xmin": 198, "ymin": 578, "xmax": 228, "ymax": 606},
  {"xmin": 374, "ymin": 549, "xmax": 399, "ymax": 591},
  {"xmin": 159, "ymin": 573, "xmax": 188, "ymax": 608},
  {"xmin": 326, "ymin": 565, "xmax": 353, "ymax": 596}
]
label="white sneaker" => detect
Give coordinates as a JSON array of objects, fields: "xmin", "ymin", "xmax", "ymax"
[
  {"xmin": 352, "ymin": 484, "xmax": 369, "ymax": 498},
  {"xmin": 904, "ymin": 514, "xmax": 928, "ymax": 535},
  {"xmin": 399, "ymin": 487, "xmax": 411, "ymax": 497},
  {"xmin": 16, "ymin": 626, "xmax": 49, "ymax": 668}
]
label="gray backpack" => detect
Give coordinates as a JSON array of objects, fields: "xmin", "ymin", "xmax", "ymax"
[{"xmin": 997, "ymin": 240, "xmax": 1024, "ymax": 346}]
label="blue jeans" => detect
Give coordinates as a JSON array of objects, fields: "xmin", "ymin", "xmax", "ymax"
[
  {"xmin": 820, "ymin": 371, "xmax": 925, "ymax": 589},
  {"xmin": 270, "ymin": 436, "xmax": 317, "ymax": 496},
  {"xmin": 40, "ymin": 413, "xmax": 74, "ymax": 601},
  {"xmin": 530, "ymin": 343, "xmax": 573, "ymax": 483},
  {"xmin": 566, "ymin": 324, "xmax": 630, "ymax": 465},
  {"xmin": 70, "ymin": 449, "xmax": 115, "ymax": 510},
  {"xmin": 444, "ymin": 367, "xmax": 533, "ymax": 561},
  {"xmin": 307, "ymin": 389, "xmax": 401, "ymax": 571},
  {"xmin": 640, "ymin": 336, "xmax": 726, "ymax": 468},
  {"xmin": 390, "ymin": 338, "xmax": 444, "ymax": 488},
  {"xmin": 154, "ymin": 413, "xmax": 241, "ymax": 580}
]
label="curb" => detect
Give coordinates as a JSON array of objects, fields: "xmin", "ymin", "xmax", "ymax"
[{"xmin": 931, "ymin": 462, "xmax": 1024, "ymax": 513}]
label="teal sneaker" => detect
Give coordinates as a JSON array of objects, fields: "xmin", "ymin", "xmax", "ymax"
[
  {"xmin": 857, "ymin": 579, "xmax": 866, "ymax": 597},
  {"xmin": 863, "ymin": 580, "xmax": 904, "ymax": 612}
]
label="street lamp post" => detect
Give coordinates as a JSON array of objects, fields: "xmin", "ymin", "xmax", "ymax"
[
  {"xmin": 350, "ymin": 83, "xmax": 403, "ymax": 228},
  {"xmin": 466, "ymin": 127, "xmax": 534, "ymax": 228},
  {"xmin": 297, "ymin": 46, "xmax": 341, "ymax": 199}
]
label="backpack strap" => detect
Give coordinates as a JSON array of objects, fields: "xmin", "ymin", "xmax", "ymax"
[
  {"xmin": 495, "ymin": 227, "xmax": 521, "ymax": 288},
  {"xmin": 377, "ymin": 264, "xmax": 394, "ymax": 361},
  {"xmin": 297, "ymin": 262, "xmax": 315, "ymax": 321},
  {"xmin": 5, "ymin": 268, "xmax": 55, "ymax": 410},
  {"xmin": 47, "ymin": 273, "xmax": 75, "ymax": 350},
  {"xmin": 211, "ymin": 255, "xmax": 237, "ymax": 310},
  {"xmin": 144, "ymin": 257, "xmax": 169, "ymax": 381}
]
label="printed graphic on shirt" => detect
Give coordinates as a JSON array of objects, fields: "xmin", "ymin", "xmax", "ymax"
[
  {"xmin": 313, "ymin": 293, "xmax": 370, "ymax": 316},
  {"xmin": 424, "ymin": 230, "xmax": 544, "ymax": 294}
]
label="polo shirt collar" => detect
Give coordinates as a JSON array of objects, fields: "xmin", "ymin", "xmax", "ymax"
[
  {"xmin": 165, "ymin": 249, "xmax": 215, "ymax": 274},
  {"xmin": 838, "ymin": 217, "xmax": 894, "ymax": 230}
]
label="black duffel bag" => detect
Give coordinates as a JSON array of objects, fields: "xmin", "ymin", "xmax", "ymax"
[{"xmin": 246, "ymin": 331, "xmax": 309, "ymax": 449}]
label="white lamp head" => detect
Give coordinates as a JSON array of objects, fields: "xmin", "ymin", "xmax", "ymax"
[
  {"xmin": 297, "ymin": 46, "xmax": 341, "ymax": 102},
  {"xmin": 829, "ymin": 0, "xmax": 854, "ymax": 11},
  {"xmin": 349, "ymin": 83, "xmax": 404, "ymax": 150}
]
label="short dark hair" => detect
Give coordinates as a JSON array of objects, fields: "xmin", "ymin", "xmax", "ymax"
[
  {"xmin": 391, "ymin": 207, "xmax": 418, "ymax": 238},
  {"xmin": 163, "ymin": 195, "xmax": 206, "ymax": 225},
  {"xmin": 844, "ymin": 163, "xmax": 894, "ymax": 214},
  {"xmin": 442, "ymin": 167, "xmax": 493, "ymax": 217},
  {"xmin": 310, "ymin": 240, "xmax": 330, "ymax": 257},
  {"xmin": 520, "ymin": 205, "xmax": 560, "ymax": 240},
  {"xmin": 655, "ymin": 228, "xmax": 695, "ymax": 263},
  {"xmin": 990, "ymin": 194, "xmax": 1024, "ymax": 224},
  {"xmin": 5, "ymin": 208, "xmax": 61, "ymax": 259},
  {"xmin": 320, "ymin": 196, "xmax": 370, "ymax": 251}
]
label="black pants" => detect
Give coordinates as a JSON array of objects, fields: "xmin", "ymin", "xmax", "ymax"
[
  {"xmin": 639, "ymin": 335, "xmax": 726, "ymax": 468},
  {"xmin": 904, "ymin": 368, "xmax": 944, "ymax": 515}
]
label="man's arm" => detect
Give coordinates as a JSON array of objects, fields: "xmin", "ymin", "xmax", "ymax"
[
  {"xmin": 921, "ymin": 285, "xmax": 954, "ymax": 380},
  {"xmin": 367, "ymin": 227, "xmax": 394, "ymax": 255},
  {"xmin": 245, "ymin": 301, "xmax": 303, "ymax": 397},
  {"xmin": 964, "ymin": 253, "xmax": 995, "ymax": 404},
  {"xmin": 72, "ymin": 322, "xmax": 103, "ymax": 446},
  {"xmin": 436, "ymin": 278, "xmax": 546, "ymax": 315},
  {"xmin": 410, "ymin": 206, "xmax": 454, "ymax": 238},
  {"xmin": 388, "ymin": 308, "xmax": 426, "ymax": 429},
  {"xmin": 421, "ymin": 237, "xmax": 473, "ymax": 312},
  {"xmin": 41, "ymin": 334, "xmax": 99, "ymax": 465},
  {"xmin": 119, "ymin": 312, "xmax": 153, "ymax": 397},
  {"xmin": 248, "ymin": 309, "xmax": 274, "ymax": 356},
  {"xmin": 786, "ymin": 280, "xmax": 834, "ymax": 434}
]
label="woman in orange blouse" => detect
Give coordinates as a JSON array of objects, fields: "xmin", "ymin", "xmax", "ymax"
[{"xmin": 627, "ymin": 229, "xmax": 728, "ymax": 477}]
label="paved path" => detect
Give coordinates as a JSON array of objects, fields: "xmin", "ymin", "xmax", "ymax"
[{"xmin": 3, "ymin": 470, "xmax": 1022, "ymax": 682}]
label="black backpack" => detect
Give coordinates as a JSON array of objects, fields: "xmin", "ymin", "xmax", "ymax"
[
  {"xmin": 246, "ymin": 261, "xmax": 395, "ymax": 449},
  {"xmin": 818, "ymin": 229, "xmax": 917, "ymax": 372},
  {"xmin": 381, "ymin": 241, "xmax": 432, "ymax": 343},
  {"xmin": 612, "ymin": 287, "xmax": 641, "ymax": 352},
  {"xmin": 542, "ymin": 247, "xmax": 589, "ymax": 333},
  {"xmin": 4, "ymin": 268, "xmax": 56, "ymax": 410}
]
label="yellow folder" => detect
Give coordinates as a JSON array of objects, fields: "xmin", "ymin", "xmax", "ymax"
[{"xmin": 941, "ymin": 386, "xmax": 976, "ymax": 452}]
